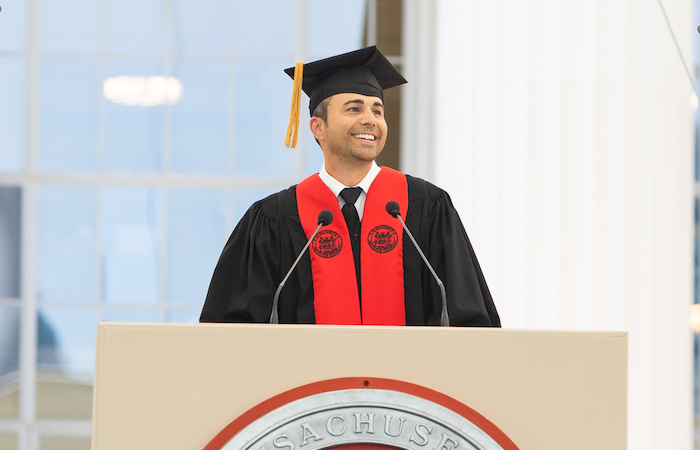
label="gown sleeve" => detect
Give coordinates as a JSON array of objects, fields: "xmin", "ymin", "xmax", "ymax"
[
  {"xmin": 200, "ymin": 198, "xmax": 281, "ymax": 323},
  {"xmin": 431, "ymin": 189, "xmax": 500, "ymax": 327},
  {"xmin": 404, "ymin": 177, "xmax": 501, "ymax": 327}
]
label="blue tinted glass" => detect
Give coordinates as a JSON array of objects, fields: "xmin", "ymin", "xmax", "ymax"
[
  {"xmin": 104, "ymin": 60, "xmax": 164, "ymax": 173},
  {"xmin": 233, "ymin": 0, "xmax": 294, "ymax": 57},
  {"xmin": 104, "ymin": 0, "xmax": 163, "ymax": 54},
  {"xmin": 172, "ymin": 0, "xmax": 228, "ymax": 54},
  {"xmin": 232, "ymin": 188, "xmax": 278, "ymax": 225},
  {"xmin": 307, "ymin": 0, "xmax": 366, "ymax": 59},
  {"xmin": 101, "ymin": 187, "xmax": 162, "ymax": 304},
  {"xmin": 167, "ymin": 308, "xmax": 200, "ymax": 323},
  {"xmin": 40, "ymin": 0, "xmax": 100, "ymax": 52},
  {"xmin": 0, "ymin": 0, "xmax": 27, "ymax": 51},
  {"xmin": 169, "ymin": 61, "xmax": 227, "ymax": 174},
  {"xmin": 305, "ymin": 119, "xmax": 324, "ymax": 175},
  {"xmin": 36, "ymin": 186, "xmax": 97, "ymax": 301},
  {"xmin": 233, "ymin": 62, "xmax": 293, "ymax": 175},
  {"xmin": 0, "ymin": 187, "xmax": 21, "ymax": 298},
  {"xmin": 37, "ymin": 306, "xmax": 96, "ymax": 377},
  {"xmin": 101, "ymin": 307, "xmax": 161, "ymax": 322},
  {"xmin": 0, "ymin": 306, "xmax": 20, "ymax": 379},
  {"xmin": 167, "ymin": 189, "xmax": 227, "ymax": 302},
  {"xmin": 39, "ymin": 59, "xmax": 99, "ymax": 173},
  {"xmin": 0, "ymin": 58, "xmax": 26, "ymax": 172}
]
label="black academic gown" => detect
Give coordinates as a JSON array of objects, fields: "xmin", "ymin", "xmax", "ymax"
[{"xmin": 200, "ymin": 175, "xmax": 500, "ymax": 327}]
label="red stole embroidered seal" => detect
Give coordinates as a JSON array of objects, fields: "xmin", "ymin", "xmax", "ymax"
[{"xmin": 296, "ymin": 167, "xmax": 408, "ymax": 325}]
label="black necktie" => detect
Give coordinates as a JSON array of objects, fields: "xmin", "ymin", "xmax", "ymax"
[{"xmin": 340, "ymin": 187, "xmax": 362, "ymax": 299}]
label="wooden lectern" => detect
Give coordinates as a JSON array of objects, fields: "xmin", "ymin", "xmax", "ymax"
[{"xmin": 91, "ymin": 324, "xmax": 627, "ymax": 450}]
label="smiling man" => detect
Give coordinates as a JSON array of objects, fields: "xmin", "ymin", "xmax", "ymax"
[
  {"xmin": 200, "ymin": 46, "xmax": 500, "ymax": 327},
  {"xmin": 315, "ymin": 93, "xmax": 387, "ymax": 179}
]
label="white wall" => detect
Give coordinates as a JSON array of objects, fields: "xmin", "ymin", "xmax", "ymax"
[{"xmin": 403, "ymin": 0, "xmax": 694, "ymax": 448}]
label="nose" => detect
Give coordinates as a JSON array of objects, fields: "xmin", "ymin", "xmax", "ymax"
[{"xmin": 360, "ymin": 109, "xmax": 376, "ymax": 126}]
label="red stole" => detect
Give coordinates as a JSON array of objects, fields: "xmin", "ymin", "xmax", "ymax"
[{"xmin": 296, "ymin": 167, "xmax": 408, "ymax": 325}]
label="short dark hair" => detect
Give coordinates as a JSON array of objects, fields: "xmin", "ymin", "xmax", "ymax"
[
  {"xmin": 311, "ymin": 96, "xmax": 331, "ymax": 123},
  {"xmin": 311, "ymin": 97, "xmax": 331, "ymax": 146}
]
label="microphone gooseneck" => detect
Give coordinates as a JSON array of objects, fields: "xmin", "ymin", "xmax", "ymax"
[
  {"xmin": 270, "ymin": 209, "xmax": 333, "ymax": 324},
  {"xmin": 385, "ymin": 201, "xmax": 450, "ymax": 327}
]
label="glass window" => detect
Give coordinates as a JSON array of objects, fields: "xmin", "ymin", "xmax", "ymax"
[
  {"xmin": 233, "ymin": 62, "xmax": 294, "ymax": 175},
  {"xmin": 104, "ymin": 60, "xmax": 164, "ymax": 173},
  {"xmin": 36, "ymin": 307, "xmax": 96, "ymax": 420},
  {"xmin": 36, "ymin": 308, "xmax": 96, "ymax": 421},
  {"xmin": 0, "ymin": 305, "xmax": 20, "ymax": 419},
  {"xmin": 307, "ymin": 0, "xmax": 366, "ymax": 59},
  {"xmin": 0, "ymin": 58, "xmax": 26, "ymax": 173},
  {"xmin": 36, "ymin": 375, "xmax": 93, "ymax": 420},
  {"xmin": 40, "ymin": 0, "xmax": 100, "ymax": 53},
  {"xmin": 232, "ymin": 188, "xmax": 278, "ymax": 225},
  {"xmin": 0, "ymin": 0, "xmax": 27, "ymax": 52},
  {"xmin": 167, "ymin": 189, "xmax": 227, "ymax": 303},
  {"xmin": 40, "ymin": 436, "xmax": 91, "ymax": 450},
  {"xmin": 233, "ymin": 0, "xmax": 294, "ymax": 57},
  {"xmin": 169, "ymin": 61, "xmax": 228, "ymax": 174},
  {"xmin": 172, "ymin": 0, "xmax": 229, "ymax": 55},
  {"xmin": 167, "ymin": 308, "xmax": 201, "ymax": 323},
  {"xmin": 0, "ymin": 433, "xmax": 18, "ymax": 450},
  {"xmin": 39, "ymin": 59, "xmax": 99, "ymax": 173},
  {"xmin": 104, "ymin": 0, "xmax": 164, "ymax": 54},
  {"xmin": 0, "ymin": 187, "xmax": 21, "ymax": 298},
  {"xmin": 102, "ymin": 307, "xmax": 161, "ymax": 322},
  {"xmin": 0, "ymin": 306, "xmax": 20, "ymax": 378},
  {"xmin": 36, "ymin": 186, "xmax": 97, "ymax": 302},
  {"xmin": 101, "ymin": 187, "xmax": 162, "ymax": 304},
  {"xmin": 305, "ymin": 126, "xmax": 324, "ymax": 175},
  {"xmin": 37, "ymin": 306, "xmax": 97, "ymax": 378}
]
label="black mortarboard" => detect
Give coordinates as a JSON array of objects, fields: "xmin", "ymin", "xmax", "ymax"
[{"xmin": 283, "ymin": 46, "xmax": 407, "ymax": 148}]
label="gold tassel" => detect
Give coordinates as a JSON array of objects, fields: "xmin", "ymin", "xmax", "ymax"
[{"xmin": 285, "ymin": 61, "xmax": 304, "ymax": 148}]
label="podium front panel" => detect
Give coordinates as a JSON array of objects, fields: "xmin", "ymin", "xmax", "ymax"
[{"xmin": 92, "ymin": 324, "xmax": 627, "ymax": 450}]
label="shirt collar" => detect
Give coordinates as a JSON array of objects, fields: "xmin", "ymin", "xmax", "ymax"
[{"xmin": 319, "ymin": 161, "xmax": 381, "ymax": 196}]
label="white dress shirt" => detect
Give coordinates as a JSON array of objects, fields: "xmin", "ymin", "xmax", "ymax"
[{"xmin": 318, "ymin": 161, "xmax": 381, "ymax": 221}]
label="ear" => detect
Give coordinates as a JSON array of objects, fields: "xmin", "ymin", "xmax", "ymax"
[{"xmin": 309, "ymin": 116, "xmax": 325, "ymax": 143}]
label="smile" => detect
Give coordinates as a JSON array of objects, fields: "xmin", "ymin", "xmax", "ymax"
[{"xmin": 353, "ymin": 133, "xmax": 376, "ymax": 141}]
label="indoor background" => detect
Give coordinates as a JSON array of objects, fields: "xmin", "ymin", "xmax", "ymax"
[{"xmin": 0, "ymin": 0, "xmax": 696, "ymax": 449}]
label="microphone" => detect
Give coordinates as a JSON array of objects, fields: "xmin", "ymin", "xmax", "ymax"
[
  {"xmin": 386, "ymin": 201, "xmax": 449, "ymax": 327},
  {"xmin": 270, "ymin": 210, "xmax": 333, "ymax": 324}
]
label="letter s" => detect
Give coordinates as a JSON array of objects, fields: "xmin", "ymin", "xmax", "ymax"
[
  {"xmin": 273, "ymin": 433, "xmax": 295, "ymax": 450},
  {"xmin": 409, "ymin": 423, "xmax": 433, "ymax": 446}
]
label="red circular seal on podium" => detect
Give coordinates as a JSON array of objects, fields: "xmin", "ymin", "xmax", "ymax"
[{"xmin": 203, "ymin": 377, "xmax": 519, "ymax": 450}]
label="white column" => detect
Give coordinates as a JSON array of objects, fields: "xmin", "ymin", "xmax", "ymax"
[{"xmin": 403, "ymin": 0, "xmax": 694, "ymax": 448}]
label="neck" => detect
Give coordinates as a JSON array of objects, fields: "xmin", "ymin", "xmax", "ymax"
[{"xmin": 324, "ymin": 160, "xmax": 373, "ymax": 187}]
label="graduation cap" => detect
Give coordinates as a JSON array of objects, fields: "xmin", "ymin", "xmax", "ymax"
[{"xmin": 284, "ymin": 46, "xmax": 407, "ymax": 148}]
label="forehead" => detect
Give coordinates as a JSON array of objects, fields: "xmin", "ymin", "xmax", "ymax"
[{"xmin": 328, "ymin": 92, "xmax": 384, "ymax": 107}]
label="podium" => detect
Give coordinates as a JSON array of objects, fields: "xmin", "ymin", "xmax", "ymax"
[{"xmin": 91, "ymin": 323, "xmax": 627, "ymax": 450}]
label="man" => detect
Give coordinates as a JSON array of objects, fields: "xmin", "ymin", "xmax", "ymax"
[{"xmin": 200, "ymin": 46, "xmax": 500, "ymax": 327}]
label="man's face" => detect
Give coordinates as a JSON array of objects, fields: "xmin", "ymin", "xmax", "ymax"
[{"xmin": 315, "ymin": 92, "xmax": 388, "ymax": 165}]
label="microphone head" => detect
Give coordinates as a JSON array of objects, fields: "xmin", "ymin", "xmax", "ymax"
[
  {"xmin": 385, "ymin": 201, "xmax": 400, "ymax": 218},
  {"xmin": 317, "ymin": 209, "xmax": 333, "ymax": 226}
]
